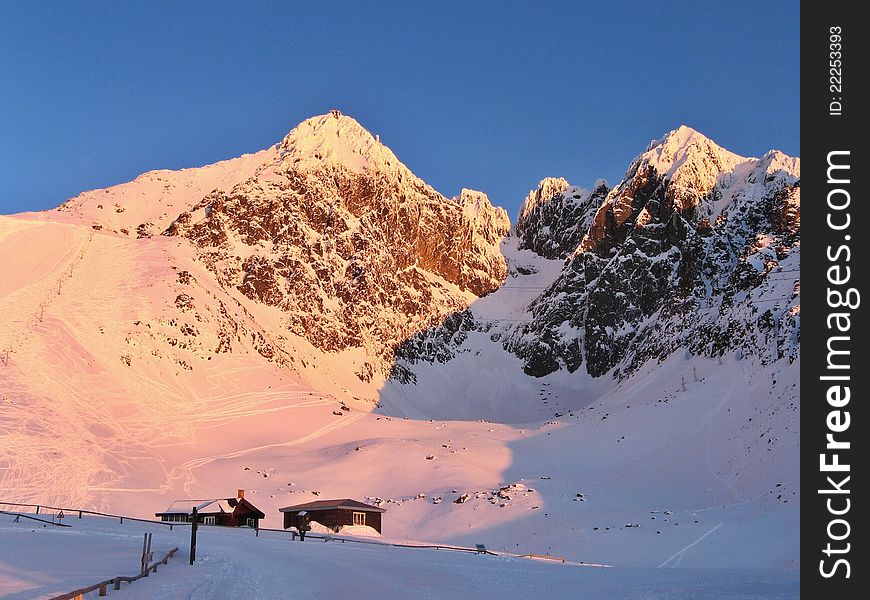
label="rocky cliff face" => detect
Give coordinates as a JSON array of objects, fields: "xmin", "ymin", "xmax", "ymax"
[
  {"xmin": 515, "ymin": 177, "xmax": 610, "ymax": 259},
  {"xmin": 506, "ymin": 126, "xmax": 800, "ymax": 377},
  {"xmin": 387, "ymin": 126, "xmax": 800, "ymax": 384},
  {"xmin": 164, "ymin": 112, "xmax": 510, "ymax": 378}
]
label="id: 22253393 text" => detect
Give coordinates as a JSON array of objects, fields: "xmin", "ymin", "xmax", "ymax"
[{"xmin": 829, "ymin": 26, "xmax": 844, "ymax": 116}]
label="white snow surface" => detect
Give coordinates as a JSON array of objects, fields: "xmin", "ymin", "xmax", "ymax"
[{"xmin": 0, "ymin": 514, "xmax": 798, "ymax": 599}]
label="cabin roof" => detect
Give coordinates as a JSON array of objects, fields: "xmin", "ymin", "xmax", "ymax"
[
  {"xmin": 156, "ymin": 497, "xmax": 265, "ymax": 518},
  {"xmin": 278, "ymin": 498, "xmax": 386, "ymax": 513}
]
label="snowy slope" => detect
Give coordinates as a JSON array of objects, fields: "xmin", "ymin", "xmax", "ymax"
[
  {"xmin": 0, "ymin": 116, "xmax": 799, "ymax": 580},
  {"xmin": 54, "ymin": 149, "xmax": 274, "ymax": 237}
]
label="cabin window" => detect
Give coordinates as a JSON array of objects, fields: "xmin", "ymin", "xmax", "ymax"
[
  {"xmin": 352, "ymin": 512, "xmax": 366, "ymax": 526},
  {"xmin": 203, "ymin": 516, "xmax": 216, "ymax": 525},
  {"xmin": 247, "ymin": 518, "xmax": 256, "ymax": 528}
]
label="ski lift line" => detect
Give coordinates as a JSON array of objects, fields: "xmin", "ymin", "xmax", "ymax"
[{"xmin": 751, "ymin": 297, "xmax": 797, "ymax": 303}]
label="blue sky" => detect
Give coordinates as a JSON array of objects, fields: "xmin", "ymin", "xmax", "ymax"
[{"xmin": 0, "ymin": 1, "xmax": 799, "ymax": 218}]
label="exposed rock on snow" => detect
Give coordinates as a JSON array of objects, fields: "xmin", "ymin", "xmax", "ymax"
[
  {"xmin": 516, "ymin": 177, "xmax": 609, "ymax": 259},
  {"xmin": 164, "ymin": 113, "xmax": 510, "ymax": 378},
  {"xmin": 504, "ymin": 126, "xmax": 800, "ymax": 377}
]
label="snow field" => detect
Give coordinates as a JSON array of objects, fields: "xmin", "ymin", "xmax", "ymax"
[{"xmin": 0, "ymin": 514, "xmax": 798, "ymax": 600}]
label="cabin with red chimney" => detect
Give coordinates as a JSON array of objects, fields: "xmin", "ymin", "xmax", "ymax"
[
  {"xmin": 155, "ymin": 490, "xmax": 265, "ymax": 528},
  {"xmin": 279, "ymin": 499, "xmax": 385, "ymax": 533}
]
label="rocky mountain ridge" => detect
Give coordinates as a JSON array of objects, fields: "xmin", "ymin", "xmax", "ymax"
[
  {"xmin": 158, "ymin": 112, "xmax": 510, "ymax": 380},
  {"xmin": 515, "ymin": 177, "xmax": 610, "ymax": 260},
  {"xmin": 394, "ymin": 126, "xmax": 800, "ymax": 382},
  {"xmin": 52, "ymin": 115, "xmax": 799, "ymax": 388}
]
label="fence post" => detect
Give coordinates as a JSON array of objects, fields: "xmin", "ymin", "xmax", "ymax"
[
  {"xmin": 141, "ymin": 533, "xmax": 149, "ymax": 575},
  {"xmin": 114, "ymin": 578, "xmax": 121, "ymax": 590},
  {"xmin": 189, "ymin": 507, "xmax": 198, "ymax": 565},
  {"xmin": 99, "ymin": 582, "xmax": 107, "ymax": 596}
]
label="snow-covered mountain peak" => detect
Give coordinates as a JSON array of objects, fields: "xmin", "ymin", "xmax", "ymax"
[
  {"xmin": 454, "ymin": 189, "xmax": 512, "ymax": 245},
  {"xmin": 643, "ymin": 125, "xmax": 744, "ymax": 189},
  {"xmin": 517, "ymin": 177, "xmax": 570, "ymax": 224},
  {"xmin": 456, "ymin": 188, "xmax": 493, "ymax": 207},
  {"xmin": 456, "ymin": 188, "xmax": 506, "ymax": 220},
  {"xmin": 758, "ymin": 149, "xmax": 801, "ymax": 179},
  {"xmin": 276, "ymin": 110, "xmax": 401, "ymax": 175},
  {"xmin": 515, "ymin": 177, "xmax": 609, "ymax": 260}
]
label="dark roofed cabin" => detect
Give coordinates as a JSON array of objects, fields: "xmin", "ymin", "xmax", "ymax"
[
  {"xmin": 279, "ymin": 499, "xmax": 385, "ymax": 534},
  {"xmin": 155, "ymin": 490, "xmax": 265, "ymax": 528}
]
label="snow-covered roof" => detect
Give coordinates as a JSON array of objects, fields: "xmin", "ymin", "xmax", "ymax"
[
  {"xmin": 156, "ymin": 498, "xmax": 236, "ymax": 515},
  {"xmin": 278, "ymin": 499, "xmax": 386, "ymax": 513}
]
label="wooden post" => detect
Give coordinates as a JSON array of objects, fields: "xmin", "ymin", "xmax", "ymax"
[
  {"xmin": 114, "ymin": 578, "xmax": 121, "ymax": 590},
  {"xmin": 35, "ymin": 506, "xmax": 39, "ymax": 514},
  {"xmin": 189, "ymin": 507, "xmax": 198, "ymax": 565},
  {"xmin": 99, "ymin": 582, "xmax": 107, "ymax": 596},
  {"xmin": 141, "ymin": 533, "xmax": 149, "ymax": 575},
  {"xmin": 78, "ymin": 510, "xmax": 82, "ymax": 519}
]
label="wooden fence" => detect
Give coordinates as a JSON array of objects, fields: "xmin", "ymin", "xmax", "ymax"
[
  {"xmin": 47, "ymin": 547, "xmax": 179, "ymax": 600},
  {"xmin": 0, "ymin": 501, "xmax": 190, "ymax": 529}
]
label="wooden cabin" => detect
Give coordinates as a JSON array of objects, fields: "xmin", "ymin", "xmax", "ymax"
[
  {"xmin": 155, "ymin": 490, "xmax": 265, "ymax": 528},
  {"xmin": 279, "ymin": 499, "xmax": 385, "ymax": 534}
]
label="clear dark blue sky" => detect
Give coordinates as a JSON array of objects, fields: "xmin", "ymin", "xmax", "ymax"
[{"xmin": 1, "ymin": 1, "xmax": 799, "ymax": 219}]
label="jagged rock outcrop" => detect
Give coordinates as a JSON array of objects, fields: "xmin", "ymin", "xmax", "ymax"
[
  {"xmin": 516, "ymin": 178, "xmax": 609, "ymax": 259},
  {"xmin": 506, "ymin": 126, "xmax": 800, "ymax": 377},
  {"xmin": 165, "ymin": 113, "xmax": 510, "ymax": 376}
]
